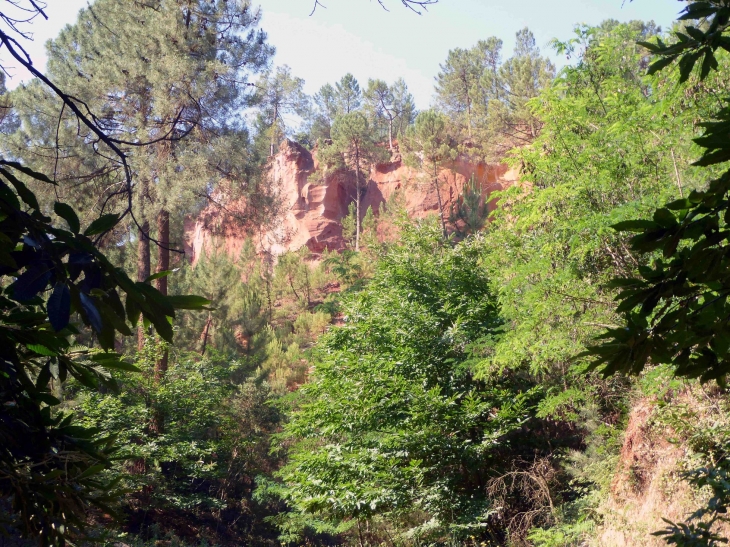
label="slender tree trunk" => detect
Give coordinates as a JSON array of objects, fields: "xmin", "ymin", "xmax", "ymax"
[
  {"xmin": 137, "ymin": 219, "xmax": 150, "ymax": 352},
  {"xmin": 155, "ymin": 209, "xmax": 170, "ymax": 382},
  {"xmin": 462, "ymin": 73, "xmax": 473, "ymax": 138},
  {"xmin": 357, "ymin": 518, "xmax": 364, "ymax": 547},
  {"xmin": 265, "ymin": 271, "xmax": 273, "ymax": 322},
  {"xmin": 151, "ymin": 208, "xmax": 170, "ymax": 435},
  {"xmin": 355, "ymin": 146, "xmax": 361, "ymax": 252},
  {"xmin": 388, "ymin": 116, "xmax": 394, "ymax": 151},
  {"xmin": 270, "ymin": 104, "xmax": 278, "ymax": 157},
  {"xmin": 263, "ymin": 253, "xmax": 274, "ymax": 322},
  {"xmin": 200, "ymin": 312, "xmax": 213, "ymax": 356},
  {"xmin": 467, "ymin": 97, "xmax": 473, "ymax": 138},
  {"xmin": 155, "ymin": 209, "xmax": 170, "ymax": 297},
  {"xmin": 287, "ymin": 273, "xmax": 301, "ymax": 301},
  {"xmin": 304, "ymin": 267, "xmax": 311, "ymax": 306},
  {"xmin": 434, "ymin": 169, "xmax": 448, "ymax": 239}
]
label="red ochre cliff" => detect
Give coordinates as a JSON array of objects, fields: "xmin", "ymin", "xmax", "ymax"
[{"xmin": 185, "ymin": 139, "xmax": 519, "ymax": 262}]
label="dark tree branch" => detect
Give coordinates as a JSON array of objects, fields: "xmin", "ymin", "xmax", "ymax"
[
  {"xmin": 0, "ymin": 3, "xmax": 190, "ymax": 255},
  {"xmin": 311, "ymin": 0, "xmax": 437, "ymax": 16}
]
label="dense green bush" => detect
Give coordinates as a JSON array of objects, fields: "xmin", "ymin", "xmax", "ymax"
[
  {"xmin": 265, "ymin": 221, "xmax": 555, "ymax": 544},
  {"xmin": 75, "ymin": 342, "xmax": 284, "ymax": 545}
]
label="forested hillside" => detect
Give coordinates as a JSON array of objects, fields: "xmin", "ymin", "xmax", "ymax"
[{"xmin": 2, "ymin": 1, "xmax": 730, "ymax": 547}]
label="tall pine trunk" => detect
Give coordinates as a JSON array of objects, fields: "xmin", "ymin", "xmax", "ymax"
[
  {"xmin": 151, "ymin": 209, "xmax": 170, "ymax": 435},
  {"xmin": 355, "ymin": 146, "xmax": 361, "ymax": 252},
  {"xmin": 154, "ymin": 209, "xmax": 170, "ymax": 382},
  {"xmin": 136, "ymin": 198, "xmax": 150, "ymax": 352},
  {"xmin": 434, "ymin": 171, "xmax": 448, "ymax": 239},
  {"xmin": 270, "ymin": 104, "xmax": 278, "ymax": 156},
  {"xmin": 388, "ymin": 116, "xmax": 394, "ymax": 151}
]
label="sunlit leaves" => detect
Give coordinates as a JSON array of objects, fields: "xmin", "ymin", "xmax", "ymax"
[
  {"xmin": 272, "ymin": 223, "xmax": 537, "ymax": 542},
  {"xmin": 587, "ymin": 1, "xmax": 730, "ymax": 385}
]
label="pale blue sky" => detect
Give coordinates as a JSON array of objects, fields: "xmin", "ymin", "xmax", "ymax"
[{"xmin": 4, "ymin": 0, "xmax": 684, "ymax": 109}]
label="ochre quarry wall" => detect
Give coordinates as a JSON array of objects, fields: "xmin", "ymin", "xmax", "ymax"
[{"xmin": 185, "ymin": 140, "xmax": 519, "ymax": 262}]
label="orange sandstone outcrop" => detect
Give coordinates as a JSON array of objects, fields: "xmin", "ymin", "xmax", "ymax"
[{"xmin": 186, "ymin": 140, "xmax": 519, "ymax": 262}]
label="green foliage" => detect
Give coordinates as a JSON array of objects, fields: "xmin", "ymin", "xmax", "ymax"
[
  {"xmin": 473, "ymin": 18, "xmax": 722, "ymax": 544},
  {"xmin": 340, "ymin": 204, "xmax": 379, "ymax": 252},
  {"xmin": 173, "ymin": 244, "xmax": 268, "ymax": 357},
  {"xmin": 0, "ymin": 160, "xmax": 205, "ymax": 544},
  {"xmin": 482, "ymin": 19, "xmax": 701, "ymax": 380},
  {"xmin": 321, "ymin": 111, "xmax": 387, "ymax": 251},
  {"xmin": 171, "ymin": 245, "xmax": 336, "ymax": 394},
  {"xmin": 528, "ymin": 519, "xmax": 596, "ymax": 547},
  {"xmin": 3, "ymin": 0, "xmax": 274, "ymax": 281},
  {"xmin": 274, "ymin": 247, "xmax": 315, "ymax": 308},
  {"xmin": 653, "ymin": 463, "xmax": 730, "ymax": 546},
  {"xmin": 402, "ymin": 109, "xmax": 457, "ymax": 238},
  {"xmin": 435, "ymin": 28, "xmax": 554, "ymax": 158},
  {"xmin": 267, "ymin": 221, "xmax": 544, "ymax": 543},
  {"xmin": 76, "ymin": 343, "xmax": 284, "ymax": 544},
  {"xmin": 323, "ymin": 248, "xmax": 366, "ymax": 289},
  {"xmin": 585, "ymin": 2, "xmax": 730, "ymax": 385},
  {"xmin": 254, "ymin": 65, "xmax": 309, "ymax": 156},
  {"xmin": 363, "ymin": 78, "xmax": 416, "ymax": 149},
  {"xmin": 450, "ymin": 175, "xmax": 488, "ymax": 237},
  {"xmin": 306, "ymin": 74, "xmax": 365, "ymax": 143}
]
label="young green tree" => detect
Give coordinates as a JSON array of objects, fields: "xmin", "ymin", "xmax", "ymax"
[
  {"xmin": 267, "ymin": 222, "xmax": 541, "ymax": 544},
  {"xmin": 173, "ymin": 246, "xmax": 268, "ymax": 356},
  {"xmin": 335, "ymin": 73, "xmax": 363, "ymax": 114},
  {"xmin": 492, "ymin": 28, "xmax": 556, "ymax": 143},
  {"xmin": 390, "ymin": 77, "xmax": 418, "ymax": 139},
  {"xmin": 307, "ymin": 83, "xmax": 339, "ymax": 142},
  {"xmin": 450, "ymin": 174, "xmax": 487, "ymax": 237},
  {"xmin": 402, "ymin": 109, "xmax": 457, "ymax": 238},
  {"xmin": 321, "ymin": 112, "xmax": 386, "ymax": 251},
  {"xmin": 275, "ymin": 248, "xmax": 315, "ymax": 308},
  {"xmin": 435, "ymin": 47, "xmax": 482, "ymax": 138},
  {"xmin": 364, "ymin": 78, "xmax": 416, "ymax": 151},
  {"xmin": 254, "ymin": 65, "xmax": 309, "ymax": 156}
]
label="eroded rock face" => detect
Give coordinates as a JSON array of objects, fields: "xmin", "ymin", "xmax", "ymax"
[{"xmin": 186, "ymin": 140, "xmax": 519, "ymax": 262}]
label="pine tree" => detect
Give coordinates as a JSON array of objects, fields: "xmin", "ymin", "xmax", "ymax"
[
  {"xmin": 3, "ymin": 0, "xmax": 273, "ymax": 350},
  {"xmin": 494, "ymin": 28, "xmax": 555, "ymax": 141},
  {"xmin": 254, "ymin": 65, "xmax": 309, "ymax": 156},
  {"xmin": 435, "ymin": 47, "xmax": 481, "ymax": 138},
  {"xmin": 403, "ymin": 110, "xmax": 457, "ymax": 239},
  {"xmin": 2, "ymin": 0, "xmax": 273, "ymax": 437},
  {"xmin": 335, "ymin": 73, "xmax": 363, "ymax": 114},
  {"xmin": 434, "ymin": 29, "xmax": 553, "ymax": 158},
  {"xmin": 390, "ymin": 78, "xmax": 417, "ymax": 141},
  {"xmin": 363, "ymin": 78, "xmax": 416, "ymax": 151},
  {"xmin": 308, "ymin": 83, "xmax": 339, "ymax": 142},
  {"xmin": 449, "ymin": 174, "xmax": 486, "ymax": 237},
  {"xmin": 321, "ymin": 112, "xmax": 385, "ymax": 251}
]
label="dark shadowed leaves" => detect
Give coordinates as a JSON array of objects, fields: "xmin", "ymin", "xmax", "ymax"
[
  {"xmin": 54, "ymin": 202, "xmax": 80, "ymax": 233},
  {"xmin": 48, "ymin": 283, "xmax": 71, "ymax": 332}
]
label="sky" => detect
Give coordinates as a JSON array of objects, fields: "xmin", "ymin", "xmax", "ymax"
[{"xmin": 3, "ymin": 0, "xmax": 685, "ymax": 109}]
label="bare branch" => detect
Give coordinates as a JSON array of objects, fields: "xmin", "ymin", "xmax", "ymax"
[{"xmin": 310, "ymin": 0, "xmax": 437, "ymax": 16}]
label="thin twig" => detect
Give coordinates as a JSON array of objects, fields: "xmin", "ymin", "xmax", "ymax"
[{"xmin": 671, "ymin": 148, "xmax": 683, "ymax": 198}]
